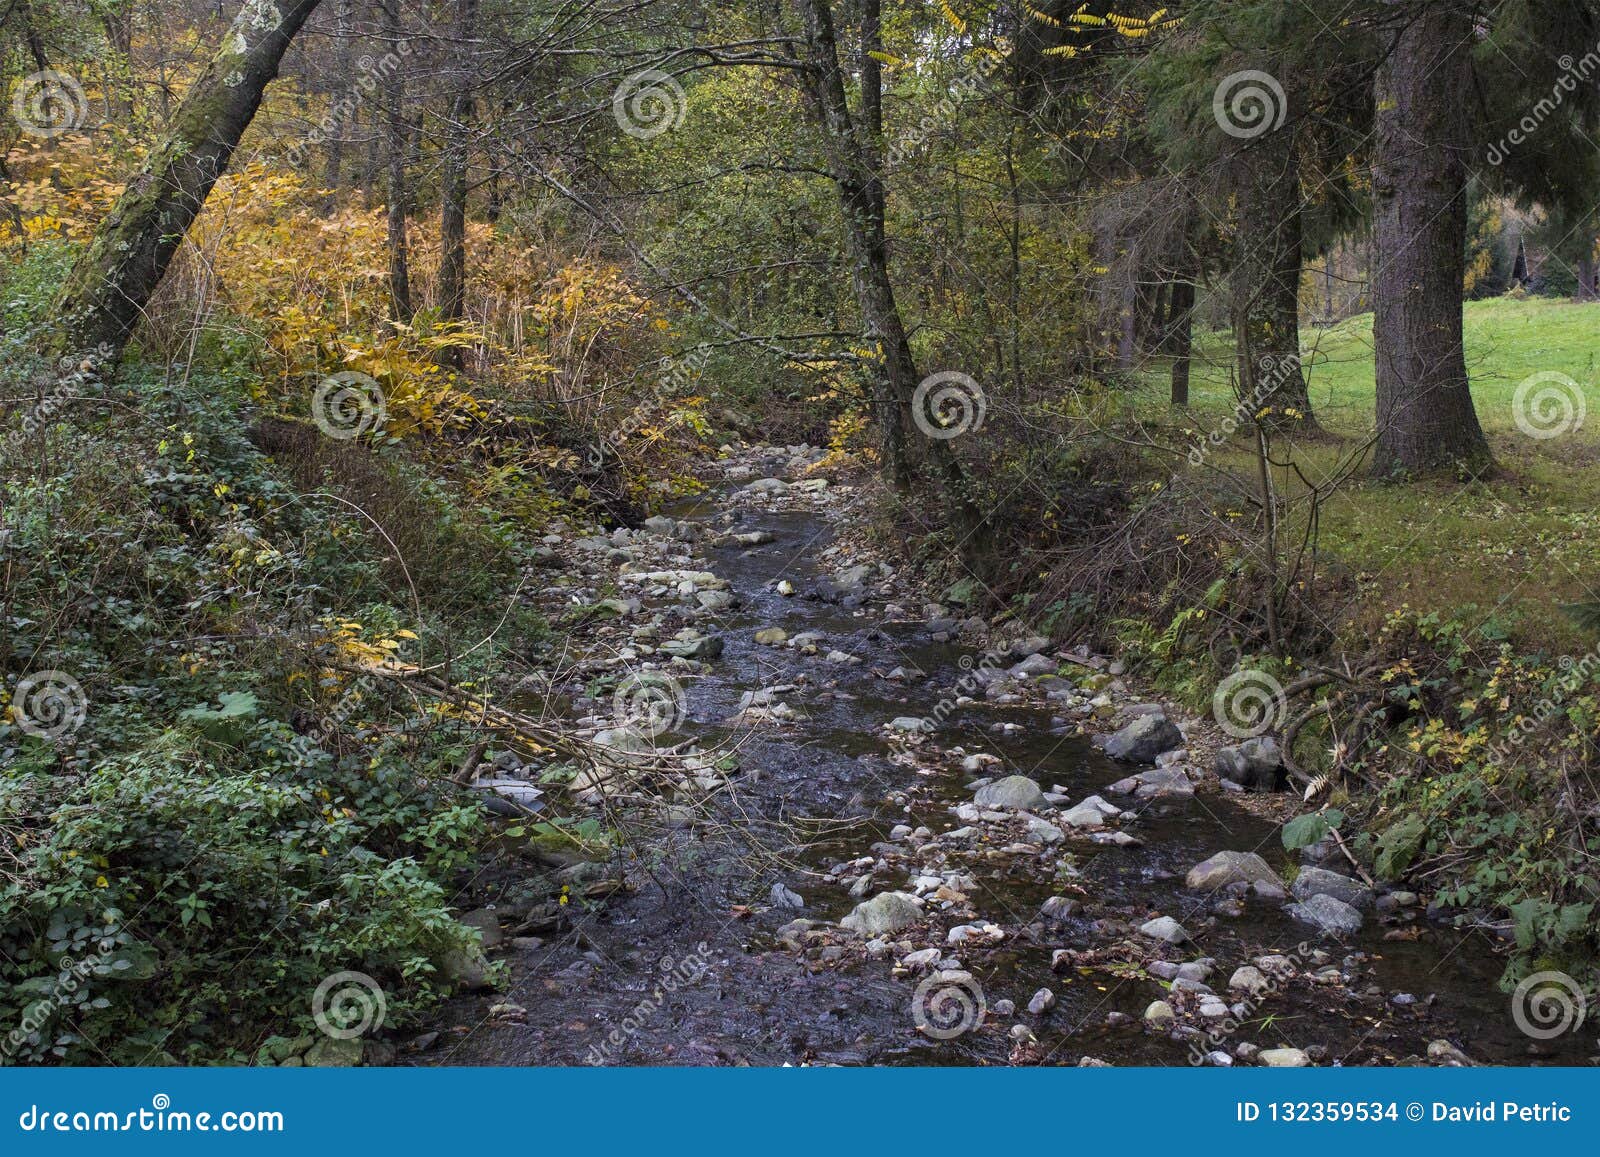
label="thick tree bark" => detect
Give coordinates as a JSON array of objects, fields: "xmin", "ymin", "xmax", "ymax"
[
  {"xmin": 1371, "ymin": 2, "xmax": 1492, "ymax": 477},
  {"xmin": 56, "ymin": 0, "xmax": 326, "ymax": 359},
  {"xmin": 1230, "ymin": 120, "xmax": 1318, "ymax": 435},
  {"xmin": 380, "ymin": 0, "xmax": 412, "ymax": 320}
]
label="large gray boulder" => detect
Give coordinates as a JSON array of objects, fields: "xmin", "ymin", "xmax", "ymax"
[
  {"xmin": 974, "ymin": 775, "xmax": 1048, "ymax": 810},
  {"xmin": 1104, "ymin": 714, "xmax": 1184, "ymax": 763},
  {"xmin": 1286, "ymin": 893, "xmax": 1363, "ymax": 935},
  {"xmin": 1186, "ymin": 851, "xmax": 1281, "ymax": 892},
  {"xmin": 1291, "ymin": 866, "xmax": 1374, "ymax": 912},
  {"xmin": 1214, "ymin": 736, "xmax": 1283, "ymax": 791},
  {"xmin": 840, "ymin": 892, "xmax": 923, "ymax": 935}
]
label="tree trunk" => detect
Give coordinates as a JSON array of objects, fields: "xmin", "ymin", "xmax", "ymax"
[
  {"xmin": 1575, "ymin": 254, "xmax": 1597, "ymax": 302},
  {"xmin": 793, "ymin": 0, "xmax": 990, "ymax": 560},
  {"xmin": 1371, "ymin": 2, "xmax": 1492, "ymax": 477},
  {"xmin": 321, "ymin": 0, "xmax": 356, "ymax": 208},
  {"xmin": 1169, "ymin": 274, "xmax": 1195, "ymax": 407},
  {"xmin": 381, "ymin": 0, "xmax": 412, "ymax": 321},
  {"xmin": 56, "ymin": 0, "xmax": 326, "ymax": 359},
  {"xmin": 437, "ymin": 0, "xmax": 477, "ymax": 355},
  {"xmin": 1230, "ymin": 119, "xmax": 1318, "ymax": 435}
]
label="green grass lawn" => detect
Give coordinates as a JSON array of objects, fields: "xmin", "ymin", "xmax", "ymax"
[{"xmin": 1135, "ymin": 297, "xmax": 1600, "ymax": 653}]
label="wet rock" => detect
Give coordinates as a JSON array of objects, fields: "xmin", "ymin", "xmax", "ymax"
[
  {"xmin": 840, "ymin": 891, "xmax": 923, "ymax": 935},
  {"xmin": 899, "ymin": 947, "xmax": 942, "ymax": 972},
  {"xmin": 754, "ymin": 627, "xmax": 788, "ymax": 646},
  {"xmin": 1009, "ymin": 653, "xmax": 1058, "ymax": 678},
  {"xmin": 1108, "ymin": 765, "xmax": 1194, "ymax": 799},
  {"xmin": 741, "ymin": 477, "xmax": 790, "ymax": 494},
  {"xmin": 1292, "ymin": 866, "xmax": 1374, "ymax": 912},
  {"xmin": 889, "ymin": 716, "xmax": 933, "ymax": 734},
  {"xmin": 1028, "ymin": 988, "xmax": 1057, "ymax": 1015},
  {"xmin": 1144, "ymin": 1000, "xmax": 1176, "ymax": 1027},
  {"xmin": 973, "ymin": 775, "xmax": 1048, "ymax": 810},
  {"xmin": 459, "ymin": 908, "xmax": 505, "ymax": 951},
  {"xmin": 1286, "ymin": 893, "xmax": 1364, "ymax": 936},
  {"xmin": 1258, "ymin": 1047, "xmax": 1310, "ymax": 1068},
  {"xmin": 1104, "ymin": 715, "xmax": 1184, "ymax": 763},
  {"xmin": 1427, "ymin": 1040, "xmax": 1477, "ymax": 1067},
  {"xmin": 769, "ymin": 882, "xmax": 805, "ymax": 909},
  {"xmin": 305, "ymin": 1037, "xmax": 364, "ymax": 1067},
  {"xmin": 1228, "ymin": 966, "xmax": 1270, "ymax": 996},
  {"xmin": 1186, "ymin": 851, "xmax": 1281, "ymax": 892},
  {"xmin": 1214, "ymin": 737, "xmax": 1283, "ymax": 792},
  {"xmin": 1009, "ymin": 635, "xmax": 1050, "ymax": 657},
  {"xmin": 1139, "ymin": 916, "xmax": 1190, "ymax": 944},
  {"xmin": 993, "ymin": 998, "xmax": 1016, "ymax": 1016},
  {"xmin": 660, "ymin": 632, "xmax": 724, "ymax": 660},
  {"xmin": 1039, "ymin": 896, "xmax": 1082, "ymax": 923},
  {"xmin": 1060, "ymin": 794, "xmax": 1121, "ymax": 828}
]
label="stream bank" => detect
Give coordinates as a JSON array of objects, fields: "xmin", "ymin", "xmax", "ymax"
[{"xmin": 426, "ymin": 446, "xmax": 1587, "ymax": 1068}]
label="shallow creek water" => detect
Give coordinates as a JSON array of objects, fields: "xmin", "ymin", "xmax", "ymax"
[{"xmin": 435, "ymin": 490, "xmax": 1587, "ymax": 1068}]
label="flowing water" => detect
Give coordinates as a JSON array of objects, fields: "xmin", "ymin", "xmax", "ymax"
[{"xmin": 434, "ymin": 486, "xmax": 1587, "ymax": 1068}]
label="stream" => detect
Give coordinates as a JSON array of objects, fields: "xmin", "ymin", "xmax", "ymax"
[{"xmin": 432, "ymin": 453, "xmax": 1586, "ymax": 1068}]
